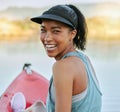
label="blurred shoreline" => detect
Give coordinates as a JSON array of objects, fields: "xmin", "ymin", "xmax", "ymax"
[
  {"xmin": 0, "ymin": 2, "xmax": 120, "ymax": 42},
  {"xmin": 0, "ymin": 16, "xmax": 120, "ymax": 42}
]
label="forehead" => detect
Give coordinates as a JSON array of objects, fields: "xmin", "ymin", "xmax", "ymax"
[{"xmin": 41, "ymin": 19, "xmax": 70, "ymax": 28}]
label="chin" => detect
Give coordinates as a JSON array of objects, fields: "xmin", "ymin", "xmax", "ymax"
[{"xmin": 47, "ymin": 53, "xmax": 56, "ymax": 58}]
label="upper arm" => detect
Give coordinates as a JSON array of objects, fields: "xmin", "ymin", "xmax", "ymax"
[{"xmin": 52, "ymin": 60, "xmax": 74, "ymax": 112}]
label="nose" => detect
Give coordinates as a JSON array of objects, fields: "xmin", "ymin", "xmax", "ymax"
[{"xmin": 44, "ymin": 32, "xmax": 52, "ymax": 42}]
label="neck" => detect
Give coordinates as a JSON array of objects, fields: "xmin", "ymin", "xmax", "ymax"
[{"xmin": 55, "ymin": 46, "xmax": 76, "ymax": 61}]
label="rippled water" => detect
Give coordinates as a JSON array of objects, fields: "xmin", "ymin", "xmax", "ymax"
[{"xmin": 0, "ymin": 40, "xmax": 120, "ymax": 112}]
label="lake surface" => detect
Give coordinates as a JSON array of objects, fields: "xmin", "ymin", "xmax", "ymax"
[{"xmin": 0, "ymin": 40, "xmax": 120, "ymax": 112}]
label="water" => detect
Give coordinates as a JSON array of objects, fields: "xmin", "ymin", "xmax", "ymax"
[
  {"xmin": 0, "ymin": 40, "xmax": 120, "ymax": 112},
  {"xmin": 87, "ymin": 40, "xmax": 120, "ymax": 112}
]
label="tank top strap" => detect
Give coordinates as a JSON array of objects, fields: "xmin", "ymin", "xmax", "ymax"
[{"xmin": 61, "ymin": 51, "xmax": 84, "ymax": 59}]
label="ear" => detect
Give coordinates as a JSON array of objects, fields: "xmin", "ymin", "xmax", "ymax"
[{"xmin": 70, "ymin": 29, "xmax": 77, "ymax": 40}]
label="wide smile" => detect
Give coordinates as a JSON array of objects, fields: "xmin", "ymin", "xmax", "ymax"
[{"xmin": 45, "ymin": 44, "xmax": 57, "ymax": 51}]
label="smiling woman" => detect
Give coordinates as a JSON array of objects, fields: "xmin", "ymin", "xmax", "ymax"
[
  {"xmin": 29, "ymin": 4, "xmax": 102, "ymax": 112},
  {"xmin": 40, "ymin": 20, "xmax": 77, "ymax": 60}
]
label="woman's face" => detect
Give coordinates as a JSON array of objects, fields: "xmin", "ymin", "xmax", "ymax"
[{"xmin": 40, "ymin": 20, "xmax": 76, "ymax": 60}]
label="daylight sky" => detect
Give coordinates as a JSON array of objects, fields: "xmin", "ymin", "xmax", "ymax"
[{"xmin": 0, "ymin": 0, "xmax": 120, "ymax": 10}]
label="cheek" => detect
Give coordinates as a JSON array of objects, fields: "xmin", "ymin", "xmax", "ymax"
[{"xmin": 40, "ymin": 35, "xmax": 44, "ymax": 43}]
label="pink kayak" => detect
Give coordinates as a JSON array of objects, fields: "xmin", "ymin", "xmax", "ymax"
[{"xmin": 0, "ymin": 64, "xmax": 49, "ymax": 112}]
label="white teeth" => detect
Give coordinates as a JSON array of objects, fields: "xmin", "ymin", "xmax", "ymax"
[
  {"xmin": 46, "ymin": 45, "xmax": 56, "ymax": 48},
  {"xmin": 45, "ymin": 44, "xmax": 57, "ymax": 51}
]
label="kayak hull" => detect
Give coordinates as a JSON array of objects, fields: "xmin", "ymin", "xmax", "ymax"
[{"xmin": 0, "ymin": 70, "xmax": 49, "ymax": 112}]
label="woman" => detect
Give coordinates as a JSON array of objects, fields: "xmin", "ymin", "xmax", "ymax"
[
  {"xmin": 31, "ymin": 4, "xmax": 102, "ymax": 112},
  {"xmin": 11, "ymin": 4, "xmax": 102, "ymax": 112}
]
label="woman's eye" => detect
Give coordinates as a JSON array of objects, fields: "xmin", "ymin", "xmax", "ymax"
[
  {"xmin": 53, "ymin": 30, "xmax": 60, "ymax": 33},
  {"xmin": 41, "ymin": 29, "xmax": 46, "ymax": 33}
]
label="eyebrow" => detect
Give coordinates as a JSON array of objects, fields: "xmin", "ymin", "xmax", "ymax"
[{"xmin": 41, "ymin": 25, "xmax": 61, "ymax": 29}]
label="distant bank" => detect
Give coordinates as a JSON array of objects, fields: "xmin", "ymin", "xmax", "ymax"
[{"xmin": 0, "ymin": 2, "xmax": 120, "ymax": 42}]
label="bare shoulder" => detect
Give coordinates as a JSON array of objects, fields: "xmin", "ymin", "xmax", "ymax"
[
  {"xmin": 52, "ymin": 56, "xmax": 88, "ymax": 95},
  {"xmin": 52, "ymin": 56, "xmax": 85, "ymax": 78},
  {"xmin": 52, "ymin": 57, "xmax": 73, "ymax": 81}
]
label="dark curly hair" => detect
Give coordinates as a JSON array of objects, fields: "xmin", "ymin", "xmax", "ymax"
[{"xmin": 67, "ymin": 4, "xmax": 88, "ymax": 51}]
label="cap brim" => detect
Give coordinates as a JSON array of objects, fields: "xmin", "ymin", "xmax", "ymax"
[{"xmin": 31, "ymin": 14, "xmax": 74, "ymax": 28}]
